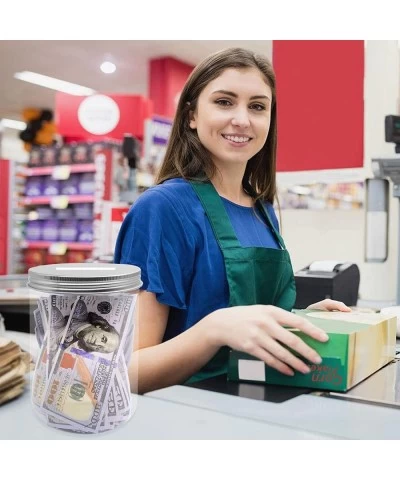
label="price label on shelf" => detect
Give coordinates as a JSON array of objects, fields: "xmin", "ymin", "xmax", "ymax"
[
  {"xmin": 52, "ymin": 165, "xmax": 71, "ymax": 180},
  {"xmin": 50, "ymin": 196, "xmax": 69, "ymax": 209},
  {"xmin": 49, "ymin": 243, "xmax": 67, "ymax": 255}
]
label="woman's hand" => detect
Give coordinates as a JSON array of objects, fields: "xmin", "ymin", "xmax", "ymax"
[
  {"xmin": 206, "ymin": 305, "xmax": 329, "ymax": 377},
  {"xmin": 306, "ymin": 299, "xmax": 352, "ymax": 312}
]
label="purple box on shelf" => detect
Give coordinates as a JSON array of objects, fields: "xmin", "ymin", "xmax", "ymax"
[
  {"xmin": 36, "ymin": 207, "xmax": 53, "ymax": 220},
  {"xmin": 56, "ymin": 207, "xmax": 74, "ymax": 220},
  {"xmin": 25, "ymin": 220, "xmax": 42, "ymax": 241},
  {"xmin": 25, "ymin": 177, "xmax": 44, "ymax": 197},
  {"xmin": 59, "ymin": 219, "xmax": 78, "ymax": 242},
  {"xmin": 73, "ymin": 203, "xmax": 93, "ymax": 219},
  {"xmin": 42, "ymin": 219, "xmax": 59, "ymax": 242},
  {"xmin": 42, "ymin": 178, "xmax": 60, "ymax": 196},
  {"xmin": 77, "ymin": 220, "xmax": 93, "ymax": 243},
  {"xmin": 60, "ymin": 174, "xmax": 80, "ymax": 195},
  {"xmin": 78, "ymin": 173, "xmax": 95, "ymax": 195}
]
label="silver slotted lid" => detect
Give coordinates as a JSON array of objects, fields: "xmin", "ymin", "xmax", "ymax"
[{"xmin": 28, "ymin": 263, "xmax": 142, "ymax": 294}]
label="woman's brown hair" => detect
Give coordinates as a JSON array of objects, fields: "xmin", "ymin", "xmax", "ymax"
[{"xmin": 155, "ymin": 47, "xmax": 278, "ymax": 204}]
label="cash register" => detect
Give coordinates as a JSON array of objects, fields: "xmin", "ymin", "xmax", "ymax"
[{"xmin": 294, "ymin": 260, "xmax": 360, "ymax": 308}]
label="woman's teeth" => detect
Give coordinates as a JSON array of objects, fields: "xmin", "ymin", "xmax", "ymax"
[{"xmin": 222, "ymin": 135, "xmax": 251, "ymax": 143}]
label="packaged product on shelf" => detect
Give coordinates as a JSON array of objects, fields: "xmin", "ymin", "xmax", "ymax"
[
  {"xmin": 28, "ymin": 148, "xmax": 42, "ymax": 167},
  {"xmin": 73, "ymin": 203, "xmax": 93, "ymax": 219},
  {"xmin": 36, "ymin": 206, "xmax": 54, "ymax": 220},
  {"xmin": 42, "ymin": 219, "xmax": 59, "ymax": 242},
  {"xmin": 67, "ymin": 251, "xmax": 91, "ymax": 263},
  {"xmin": 59, "ymin": 219, "xmax": 78, "ymax": 242},
  {"xmin": 25, "ymin": 177, "xmax": 44, "ymax": 197},
  {"xmin": 58, "ymin": 145, "xmax": 72, "ymax": 166},
  {"xmin": 24, "ymin": 249, "xmax": 46, "ymax": 269},
  {"xmin": 72, "ymin": 144, "xmax": 90, "ymax": 164},
  {"xmin": 45, "ymin": 253, "xmax": 68, "ymax": 264},
  {"xmin": 77, "ymin": 220, "xmax": 93, "ymax": 243},
  {"xmin": 78, "ymin": 173, "xmax": 95, "ymax": 195},
  {"xmin": 42, "ymin": 178, "xmax": 60, "ymax": 196},
  {"xmin": 60, "ymin": 174, "xmax": 79, "ymax": 195},
  {"xmin": 25, "ymin": 220, "xmax": 42, "ymax": 241},
  {"xmin": 41, "ymin": 147, "xmax": 57, "ymax": 167},
  {"xmin": 56, "ymin": 207, "xmax": 74, "ymax": 220}
]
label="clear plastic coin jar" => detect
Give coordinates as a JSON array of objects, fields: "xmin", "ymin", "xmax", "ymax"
[{"xmin": 28, "ymin": 263, "xmax": 142, "ymax": 434}]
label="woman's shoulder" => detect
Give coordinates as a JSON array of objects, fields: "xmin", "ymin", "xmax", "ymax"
[
  {"xmin": 134, "ymin": 178, "xmax": 195, "ymax": 208},
  {"xmin": 130, "ymin": 179, "xmax": 199, "ymax": 221}
]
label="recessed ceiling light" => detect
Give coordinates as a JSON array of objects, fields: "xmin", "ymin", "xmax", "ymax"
[
  {"xmin": 0, "ymin": 118, "xmax": 27, "ymax": 130},
  {"xmin": 14, "ymin": 71, "xmax": 95, "ymax": 96},
  {"xmin": 100, "ymin": 62, "xmax": 116, "ymax": 74}
]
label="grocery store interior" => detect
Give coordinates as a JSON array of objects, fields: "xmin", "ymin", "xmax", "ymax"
[{"xmin": 2, "ymin": 38, "xmax": 400, "ymax": 441}]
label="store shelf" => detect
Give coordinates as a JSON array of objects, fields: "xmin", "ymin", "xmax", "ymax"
[
  {"xmin": 24, "ymin": 163, "xmax": 96, "ymax": 176},
  {"xmin": 22, "ymin": 195, "xmax": 95, "ymax": 206},
  {"xmin": 21, "ymin": 241, "xmax": 94, "ymax": 251}
]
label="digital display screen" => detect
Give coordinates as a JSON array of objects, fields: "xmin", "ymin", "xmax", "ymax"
[{"xmin": 385, "ymin": 115, "xmax": 400, "ymax": 144}]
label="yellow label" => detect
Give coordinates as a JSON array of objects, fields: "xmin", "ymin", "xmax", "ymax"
[
  {"xmin": 49, "ymin": 243, "xmax": 68, "ymax": 255},
  {"xmin": 50, "ymin": 196, "xmax": 69, "ymax": 209},
  {"xmin": 52, "ymin": 166, "xmax": 71, "ymax": 180}
]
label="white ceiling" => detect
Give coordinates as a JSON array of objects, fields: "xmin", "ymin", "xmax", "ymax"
[{"xmin": 0, "ymin": 40, "xmax": 272, "ymax": 121}]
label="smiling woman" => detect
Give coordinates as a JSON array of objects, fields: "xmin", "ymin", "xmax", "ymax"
[
  {"xmin": 189, "ymin": 68, "xmax": 272, "ymax": 174},
  {"xmin": 114, "ymin": 47, "xmax": 350, "ymax": 394}
]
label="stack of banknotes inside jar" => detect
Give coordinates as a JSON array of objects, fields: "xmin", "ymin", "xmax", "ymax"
[{"xmin": 28, "ymin": 264, "xmax": 142, "ymax": 434}]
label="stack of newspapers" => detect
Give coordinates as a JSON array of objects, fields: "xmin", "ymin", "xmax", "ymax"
[
  {"xmin": 0, "ymin": 337, "xmax": 32, "ymax": 406},
  {"xmin": 32, "ymin": 293, "xmax": 136, "ymax": 434}
]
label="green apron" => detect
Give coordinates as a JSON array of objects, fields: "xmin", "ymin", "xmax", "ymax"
[{"xmin": 186, "ymin": 180, "xmax": 296, "ymax": 384}]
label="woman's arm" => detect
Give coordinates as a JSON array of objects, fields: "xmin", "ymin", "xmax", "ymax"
[
  {"xmin": 129, "ymin": 291, "xmax": 332, "ymax": 395},
  {"xmin": 129, "ymin": 290, "xmax": 221, "ymax": 394}
]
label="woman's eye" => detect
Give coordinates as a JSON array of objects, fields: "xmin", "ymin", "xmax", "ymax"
[
  {"xmin": 250, "ymin": 103, "xmax": 266, "ymax": 111},
  {"xmin": 215, "ymin": 99, "xmax": 232, "ymax": 107}
]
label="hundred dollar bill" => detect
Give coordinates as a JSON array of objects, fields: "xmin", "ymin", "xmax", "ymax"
[
  {"xmin": 123, "ymin": 317, "xmax": 134, "ymax": 365},
  {"xmin": 97, "ymin": 347, "xmax": 135, "ymax": 431},
  {"xmin": 47, "ymin": 295, "xmax": 79, "ymax": 379},
  {"xmin": 116, "ymin": 354, "xmax": 134, "ymax": 415},
  {"xmin": 32, "ymin": 333, "xmax": 49, "ymax": 408},
  {"xmin": 33, "ymin": 309, "xmax": 45, "ymax": 348},
  {"xmin": 47, "ymin": 367, "xmax": 128, "ymax": 434},
  {"xmin": 99, "ymin": 360, "xmax": 131, "ymax": 430},
  {"xmin": 38, "ymin": 296, "xmax": 49, "ymax": 331},
  {"xmin": 41, "ymin": 294, "xmax": 136, "ymax": 433},
  {"xmin": 46, "ymin": 410, "xmax": 93, "ymax": 434}
]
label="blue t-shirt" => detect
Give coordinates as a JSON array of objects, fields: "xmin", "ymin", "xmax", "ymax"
[{"xmin": 114, "ymin": 178, "xmax": 281, "ymax": 342}]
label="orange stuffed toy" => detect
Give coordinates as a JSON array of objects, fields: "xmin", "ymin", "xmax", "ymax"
[{"xmin": 19, "ymin": 108, "xmax": 57, "ymax": 152}]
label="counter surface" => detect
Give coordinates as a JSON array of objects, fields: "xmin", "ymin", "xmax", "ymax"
[{"xmin": 0, "ymin": 377, "xmax": 337, "ymax": 440}]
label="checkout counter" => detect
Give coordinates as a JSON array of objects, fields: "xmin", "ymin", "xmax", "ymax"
[
  {"xmin": 1, "ymin": 355, "xmax": 400, "ymax": 439},
  {"xmin": 1, "ymin": 264, "xmax": 400, "ymax": 439}
]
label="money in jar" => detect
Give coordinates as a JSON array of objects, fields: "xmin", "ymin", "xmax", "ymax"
[{"xmin": 28, "ymin": 263, "xmax": 142, "ymax": 434}]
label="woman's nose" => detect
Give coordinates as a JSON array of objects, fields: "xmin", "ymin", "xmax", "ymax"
[{"xmin": 231, "ymin": 107, "xmax": 250, "ymax": 128}]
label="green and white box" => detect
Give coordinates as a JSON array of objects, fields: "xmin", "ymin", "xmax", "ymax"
[{"xmin": 228, "ymin": 310, "xmax": 397, "ymax": 392}]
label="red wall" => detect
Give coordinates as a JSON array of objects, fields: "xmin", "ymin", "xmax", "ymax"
[
  {"xmin": 0, "ymin": 159, "xmax": 10, "ymax": 275},
  {"xmin": 149, "ymin": 57, "xmax": 194, "ymax": 118},
  {"xmin": 273, "ymin": 40, "xmax": 364, "ymax": 172},
  {"xmin": 56, "ymin": 93, "xmax": 153, "ymax": 141}
]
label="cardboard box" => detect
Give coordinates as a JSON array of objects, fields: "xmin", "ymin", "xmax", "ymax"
[{"xmin": 228, "ymin": 310, "xmax": 397, "ymax": 392}]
